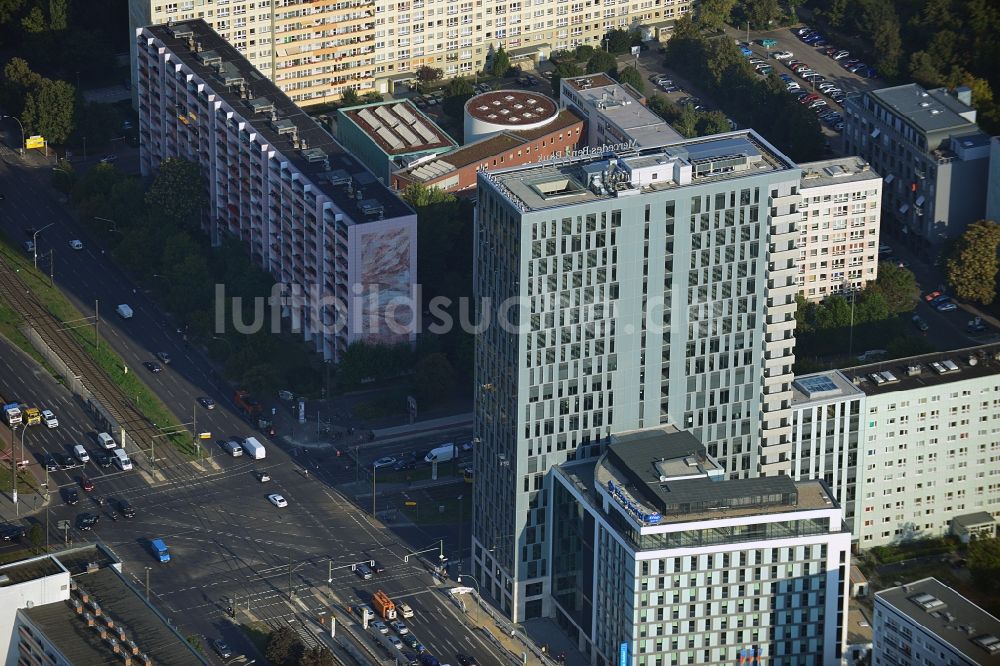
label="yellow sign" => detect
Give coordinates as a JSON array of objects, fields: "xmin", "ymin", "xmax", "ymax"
[
  {"xmin": 25, "ymin": 135, "xmax": 45, "ymax": 150},
  {"xmin": 404, "ymin": 501, "xmax": 417, "ymax": 506},
  {"xmin": 199, "ymin": 432, "xmax": 212, "ymax": 439}
]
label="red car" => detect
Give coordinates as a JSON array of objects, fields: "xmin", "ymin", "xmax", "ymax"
[
  {"xmin": 924, "ymin": 290, "xmax": 942, "ymax": 302},
  {"xmin": 80, "ymin": 476, "xmax": 95, "ymax": 492},
  {"xmin": 799, "ymin": 94, "xmax": 821, "ymax": 104}
]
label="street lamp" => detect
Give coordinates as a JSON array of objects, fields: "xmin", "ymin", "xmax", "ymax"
[
  {"xmin": 95, "ymin": 216, "xmax": 119, "ymax": 234},
  {"xmin": 1, "ymin": 115, "xmax": 25, "ymax": 155},
  {"xmin": 456, "ymin": 574, "xmax": 482, "ymax": 624},
  {"xmin": 33, "ymin": 223, "xmax": 54, "ymax": 270}
]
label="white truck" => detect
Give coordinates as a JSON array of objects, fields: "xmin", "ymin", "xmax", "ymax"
[
  {"xmin": 242, "ymin": 437, "xmax": 266, "ymax": 459},
  {"xmin": 116, "ymin": 304, "xmax": 134, "ymax": 319},
  {"xmin": 424, "ymin": 443, "xmax": 457, "ymax": 464},
  {"xmin": 3, "ymin": 403, "xmax": 22, "ymax": 427}
]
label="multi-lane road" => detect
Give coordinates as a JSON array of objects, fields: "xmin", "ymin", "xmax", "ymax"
[{"xmin": 0, "ymin": 148, "xmax": 501, "ymax": 665}]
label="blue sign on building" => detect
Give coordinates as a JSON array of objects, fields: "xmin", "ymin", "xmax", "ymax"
[{"xmin": 619, "ymin": 642, "xmax": 629, "ymax": 666}]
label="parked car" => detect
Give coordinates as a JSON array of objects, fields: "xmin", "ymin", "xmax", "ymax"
[
  {"xmin": 936, "ymin": 302, "xmax": 958, "ymax": 312},
  {"xmin": 833, "ymin": 50, "xmax": 851, "ymax": 60},
  {"xmin": 772, "ymin": 50, "xmax": 794, "ymax": 60},
  {"xmin": 924, "ymin": 290, "xmax": 943, "ymax": 302},
  {"xmin": 912, "ymin": 314, "xmax": 929, "ymax": 332},
  {"xmin": 267, "ymin": 493, "xmax": 288, "ymax": 508},
  {"xmin": 930, "ymin": 295, "xmax": 951, "ymax": 307},
  {"xmin": 968, "ymin": 318, "xmax": 988, "ymax": 333}
]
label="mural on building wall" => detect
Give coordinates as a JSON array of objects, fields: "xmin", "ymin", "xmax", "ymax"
[{"xmin": 358, "ymin": 225, "xmax": 414, "ymax": 344}]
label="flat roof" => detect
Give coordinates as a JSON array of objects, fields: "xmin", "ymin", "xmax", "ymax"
[
  {"xmin": 144, "ymin": 20, "xmax": 412, "ymax": 222},
  {"xmin": 841, "ymin": 342, "xmax": 1000, "ymax": 397},
  {"xmin": 465, "ymin": 90, "xmax": 558, "ymax": 126},
  {"xmin": 594, "ymin": 428, "xmax": 837, "ymax": 524},
  {"xmin": 952, "ymin": 511, "xmax": 996, "ymax": 529},
  {"xmin": 393, "ymin": 110, "xmax": 583, "ymax": 185},
  {"xmin": 799, "ymin": 156, "xmax": 882, "ymax": 189},
  {"xmin": 791, "ymin": 369, "xmax": 865, "ymax": 405},
  {"xmin": 876, "ymin": 578, "xmax": 1000, "ymax": 665},
  {"xmin": 340, "ymin": 100, "xmax": 455, "ymax": 156},
  {"xmin": 24, "ymin": 566, "xmax": 206, "ymax": 665},
  {"xmin": 867, "ymin": 84, "xmax": 980, "ymax": 134},
  {"xmin": 482, "ymin": 130, "xmax": 797, "ymax": 213},
  {"xmin": 561, "ymin": 74, "xmax": 682, "ymax": 144},
  {"xmin": 0, "ymin": 556, "xmax": 64, "ymax": 586}
]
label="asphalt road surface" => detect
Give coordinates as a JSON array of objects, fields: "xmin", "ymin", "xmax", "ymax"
[{"xmin": 0, "ymin": 153, "xmax": 503, "ymax": 666}]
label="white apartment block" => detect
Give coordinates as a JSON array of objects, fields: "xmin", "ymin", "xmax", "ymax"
[
  {"xmin": 790, "ymin": 371, "xmax": 865, "ymax": 536},
  {"xmin": 129, "ymin": 0, "xmax": 378, "ymax": 107},
  {"xmin": 552, "ymin": 429, "xmax": 851, "ymax": 666},
  {"xmin": 137, "ymin": 21, "xmax": 417, "ymax": 361},
  {"xmin": 129, "ymin": 0, "xmax": 694, "ymax": 106},
  {"xmin": 873, "ymin": 578, "xmax": 1000, "ymax": 666},
  {"xmin": 841, "ymin": 346, "xmax": 1000, "ymax": 548},
  {"xmin": 796, "ymin": 157, "xmax": 882, "ymax": 300}
]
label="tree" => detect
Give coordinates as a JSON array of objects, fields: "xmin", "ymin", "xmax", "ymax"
[
  {"xmin": 491, "ymin": 47, "xmax": 511, "ymax": 77},
  {"xmin": 49, "ymin": 0, "xmax": 67, "ymax": 30},
  {"xmin": 21, "ymin": 78, "xmax": 75, "ymax": 144},
  {"xmin": 968, "ymin": 537, "xmax": 1000, "ymax": 595},
  {"xmin": 402, "ymin": 183, "xmax": 456, "ymax": 208},
  {"xmin": 20, "ymin": 5, "xmax": 44, "ymax": 31},
  {"xmin": 868, "ymin": 262, "xmax": 919, "ymax": 313},
  {"xmin": 144, "ymin": 158, "xmax": 208, "ymax": 231},
  {"xmin": 551, "ymin": 60, "xmax": 583, "ymax": 98},
  {"xmin": 416, "ymin": 65, "xmax": 443, "ymax": 83},
  {"xmin": 743, "ymin": 0, "xmax": 781, "ymax": 29},
  {"xmin": 412, "ymin": 352, "xmax": 456, "ymax": 405},
  {"xmin": 604, "ymin": 28, "xmax": 631, "ymax": 54},
  {"xmin": 442, "ymin": 77, "xmax": 475, "ymax": 118},
  {"xmin": 575, "ymin": 44, "xmax": 595, "ymax": 61},
  {"xmin": 340, "ymin": 88, "xmax": 359, "ymax": 106},
  {"xmin": 1, "ymin": 58, "xmax": 42, "ymax": 117},
  {"xmin": 301, "ymin": 646, "xmax": 337, "ymax": 666},
  {"xmin": 946, "ymin": 220, "xmax": 1000, "ymax": 304},
  {"xmin": 265, "ymin": 627, "xmax": 302, "ymax": 666},
  {"xmin": 695, "ymin": 110, "xmax": 731, "ymax": 136},
  {"xmin": 586, "ymin": 50, "xmax": 618, "ymax": 74},
  {"xmin": 0, "ymin": 0, "xmax": 26, "ymax": 23},
  {"xmin": 616, "ymin": 65, "xmax": 644, "ymax": 93},
  {"xmin": 361, "ymin": 91, "xmax": 384, "ymax": 104},
  {"xmin": 696, "ymin": 0, "xmax": 738, "ymax": 30}
]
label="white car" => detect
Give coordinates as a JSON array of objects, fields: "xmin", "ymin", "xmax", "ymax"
[
  {"xmin": 372, "ymin": 620, "xmax": 389, "ymax": 635},
  {"xmin": 69, "ymin": 239, "xmax": 83, "ymax": 250},
  {"xmin": 267, "ymin": 493, "xmax": 288, "ymax": 508},
  {"xmin": 72, "ymin": 444, "xmax": 90, "ymax": 463},
  {"xmin": 41, "ymin": 409, "xmax": 58, "ymax": 428},
  {"xmin": 772, "ymin": 51, "xmax": 794, "ymax": 60},
  {"xmin": 391, "ymin": 621, "xmax": 409, "ymax": 635},
  {"xmin": 387, "ymin": 636, "xmax": 404, "ymax": 651}
]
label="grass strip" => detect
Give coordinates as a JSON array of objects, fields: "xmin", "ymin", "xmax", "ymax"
[{"xmin": 0, "ymin": 237, "xmax": 192, "ymax": 456}]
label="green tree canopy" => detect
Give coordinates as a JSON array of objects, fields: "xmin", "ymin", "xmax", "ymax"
[
  {"xmin": 301, "ymin": 646, "xmax": 337, "ymax": 666},
  {"xmin": 401, "ymin": 183, "xmax": 456, "ymax": 208},
  {"xmin": 604, "ymin": 28, "xmax": 632, "ymax": 54},
  {"xmin": 616, "ymin": 65, "xmax": 644, "ymax": 93},
  {"xmin": 491, "ymin": 47, "xmax": 511, "ymax": 77},
  {"xmin": 586, "ymin": 49, "xmax": 618, "ymax": 75},
  {"xmin": 742, "ymin": 0, "xmax": 781, "ymax": 29},
  {"xmin": 442, "ymin": 77, "xmax": 475, "ymax": 119},
  {"xmin": 340, "ymin": 88, "xmax": 359, "ymax": 106},
  {"xmin": 868, "ymin": 261, "xmax": 919, "ymax": 313},
  {"xmin": 416, "ymin": 65, "xmax": 443, "ymax": 82},
  {"xmin": 946, "ymin": 220, "xmax": 1000, "ymax": 304},
  {"xmin": 696, "ymin": 0, "xmax": 738, "ymax": 29},
  {"xmin": 968, "ymin": 537, "xmax": 1000, "ymax": 595},
  {"xmin": 265, "ymin": 627, "xmax": 303, "ymax": 666},
  {"xmin": 22, "ymin": 77, "xmax": 75, "ymax": 143},
  {"xmin": 144, "ymin": 158, "xmax": 208, "ymax": 231},
  {"xmin": 575, "ymin": 44, "xmax": 595, "ymax": 61},
  {"xmin": 551, "ymin": 60, "xmax": 583, "ymax": 98}
]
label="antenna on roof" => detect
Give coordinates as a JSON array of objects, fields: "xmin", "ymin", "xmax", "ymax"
[
  {"xmin": 301, "ymin": 137, "xmax": 309, "ymax": 150},
  {"xmin": 322, "ymin": 157, "xmax": 330, "ymax": 171},
  {"xmin": 187, "ymin": 35, "xmax": 195, "ymax": 51}
]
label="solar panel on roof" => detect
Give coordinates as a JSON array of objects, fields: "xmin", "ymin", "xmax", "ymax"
[
  {"xmin": 411, "ymin": 120, "xmax": 438, "ymax": 143},
  {"xmin": 394, "ymin": 104, "xmax": 418, "ymax": 124},
  {"xmin": 395, "ymin": 125, "xmax": 420, "ymax": 147},
  {"xmin": 376, "ymin": 127, "xmax": 402, "ymax": 149}
]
